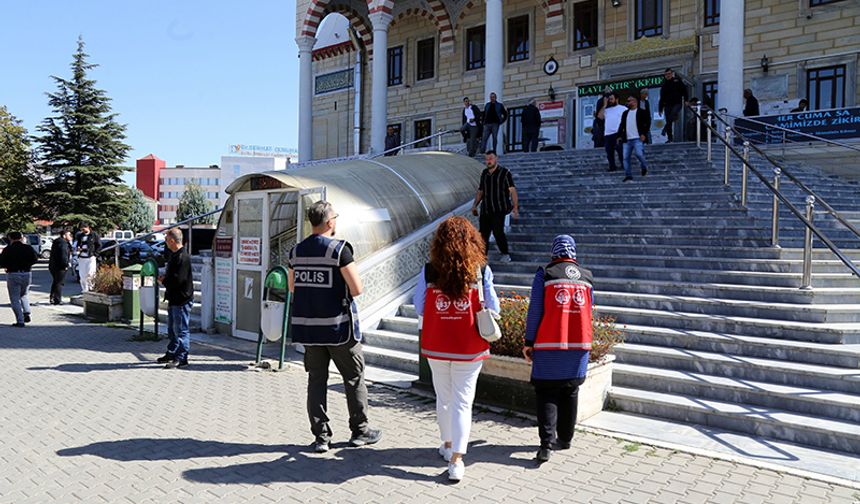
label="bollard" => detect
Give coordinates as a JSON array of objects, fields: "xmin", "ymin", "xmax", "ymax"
[
  {"xmin": 741, "ymin": 141, "xmax": 750, "ymax": 207},
  {"xmin": 771, "ymin": 168, "xmax": 781, "ymax": 247},
  {"xmin": 706, "ymin": 111, "xmax": 713, "ymax": 161},
  {"xmin": 724, "ymin": 130, "xmax": 732, "ymax": 186},
  {"xmin": 800, "ymin": 196, "xmax": 815, "ymax": 290}
]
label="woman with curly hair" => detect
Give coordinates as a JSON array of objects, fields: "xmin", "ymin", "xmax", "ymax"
[{"xmin": 413, "ymin": 216, "xmax": 500, "ymax": 482}]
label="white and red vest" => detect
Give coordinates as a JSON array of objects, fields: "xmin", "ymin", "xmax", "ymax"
[
  {"xmin": 420, "ymin": 263, "xmax": 490, "ymax": 362},
  {"xmin": 534, "ymin": 259, "xmax": 594, "ymax": 351}
]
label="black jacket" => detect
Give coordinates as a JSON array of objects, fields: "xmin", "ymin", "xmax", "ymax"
[
  {"xmin": 659, "ymin": 77, "xmax": 688, "ymax": 112},
  {"xmin": 0, "ymin": 241, "xmax": 39, "ymax": 272},
  {"xmin": 482, "ymin": 101, "xmax": 508, "ymax": 125},
  {"xmin": 521, "ymin": 104, "xmax": 542, "ymax": 133},
  {"xmin": 384, "ymin": 132, "xmax": 401, "ymax": 156},
  {"xmin": 77, "ymin": 231, "xmax": 102, "ymax": 258},
  {"xmin": 618, "ymin": 108, "xmax": 652, "ymax": 143},
  {"xmin": 744, "ymin": 96, "xmax": 760, "ymax": 117},
  {"xmin": 163, "ymin": 246, "xmax": 194, "ymax": 306},
  {"xmin": 49, "ymin": 238, "xmax": 71, "ymax": 271},
  {"xmin": 461, "ymin": 104, "xmax": 483, "ymax": 127}
]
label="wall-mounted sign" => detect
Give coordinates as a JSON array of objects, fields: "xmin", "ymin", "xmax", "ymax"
[
  {"xmin": 215, "ymin": 237, "xmax": 233, "ymax": 259},
  {"xmin": 578, "ymin": 74, "xmax": 664, "ymax": 97},
  {"xmin": 249, "ymin": 176, "xmax": 285, "ymax": 191},
  {"xmin": 538, "ymin": 101, "xmax": 565, "ymax": 119},
  {"xmin": 315, "ymin": 69, "xmax": 353, "ymax": 94},
  {"xmin": 228, "ymin": 144, "xmax": 297, "ymax": 158},
  {"xmin": 734, "ymin": 107, "xmax": 860, "ymax": 145},
  {"xmin": 238, "ymin": 237, "xmax": 262, "ymax": 265},
  {"xmin": 214, "ymin": 257, "xmax": 232, "ymax": 324}
]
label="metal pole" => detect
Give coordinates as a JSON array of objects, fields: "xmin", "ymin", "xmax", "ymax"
[
  {"xmin": 114, "ymin": 244, "xmax": 119, "ymax": 268},
  {"xmin": 741, "ymin": 141, "xmax": 750, "ymax": 207},
  {"xmin": 188, "ymin": 223, "xmax": 193, "ymax": 256},
  {"xmin": 771, "ymin": 168, "xmax": 781, "ymax": 248},
  {"xmin": 801, "ymin": 195, "xmax": 815, "ymax": 290},
  {"xmin": 696, "ymin": 104, "xmax": 702, "ymax": 147},
  {"xmin": 706, "ymin": 111, "xmax": 713, "ymax": 161},
  {"xmin": 437, "ymin": 129, "xmax": 443, "ymax": 150},
  {"xmin": 724, "ymin": 130, "xmax": 732, "ymax": 185}
]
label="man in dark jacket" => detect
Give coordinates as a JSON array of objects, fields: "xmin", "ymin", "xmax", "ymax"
[
  {"xmin": 461, "ymin": 97, "xmax": 483, "ymax": 157},
  {"xmin": 521, "ymin": 99, "xmax": 542, "ymax": 152},
  {"xmin": 618, "ymin": 94, "xmax": 651, "ymax": 182},
  {"xmin": 0, "ymin": 231, "xmax": 39, "ymax": 327},
  {"xmin": 48, "ymin": 230, "xmax": 72, "ymax": 305},
  {"xmin": 658, "ymin": 68, "xmax": 688, "ymax": 142},
  {"xmin": 157, "ymin": 228, "xmax": 194, "ymax": 368},
  {"xmin": 744, "ymin": 89, "xmax": 760, "ymax": 117},
  {"xmin": 383, "ymin": 126, "xmax": 400, "ymax": 156},
  {"xmin": 481, "ymin": 92, "xmax": 508, "ymax": 153}
]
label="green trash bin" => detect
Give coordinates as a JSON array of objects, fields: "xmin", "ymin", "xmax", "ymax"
[{"xmin": 122, "ymin": 264, "xmax": 143, "ymax": 324}]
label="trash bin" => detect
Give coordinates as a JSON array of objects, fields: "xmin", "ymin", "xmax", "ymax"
[
  {"xmin": 122, "ymin": 264, "xmax": 143, "ymax": 324},
  {"xmin": 140, "ymin": 259, "xmax": 160, "ymax": 317},
  {"xmin": 261, "ymin": 267, "xmax": 289, "ymax": 342}
]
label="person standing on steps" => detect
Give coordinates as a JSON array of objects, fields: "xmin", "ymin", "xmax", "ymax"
[
  {"xmin": 287, "ymin": 201, "xmax": 382, "ymax": 454},
  {"xmin": 0, "ymin": 231, "xmax": 39, "ymax": 328},
  {"xmin": 76, "ymin": 222, "xmax": 101, "ymax": 292},
  {"xmin": 414, "ymin": 216, "xmax": 500, "ymax": 482},
  {"xmin": 521, "ymin": 99, "xmax": 542, "ymax": 153},
  {"xmin": 602, "ymin": 92, "xmax": 624, "ymax": 172},
  {"xmin": 472, "ymin": 151, "xmax": 519, "ymax": 263},
  {"xmin": 461, "ymin": 97, "xmax": 483, "ymax": 157},
  {"xmin": 156, "ymin": 228, "xmax": 194, "ymax": 369},
  {"xmin": 481, "ymin": 92, "xmax": 508, "ymax": 153},
  {"xmin": 618, "ymin": 93, "xmax": 651, "ymax": 182},
  {"xmin": 383, "ymin": 126, "xmax": 400, "ymax": 156},
  {"xmin": 639, "ymin": 88, "xmax": 653, "ymax": 144},
  {"xmin": 743, "ymin": 89, "xmax": 760, "ymax": 117},
  {"xmin": 48, "ymin": 229, "xmax": 72, "ymax": 305},
  {"xmin": 522, "ymin": 235, "xmax": 594, "ymax": 463},
  {"xmin": 658, "ymin": 68, "xmax": 688, "ymax": 142}
]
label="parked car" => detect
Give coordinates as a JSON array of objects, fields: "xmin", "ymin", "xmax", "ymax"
[
  {"xmin": 26, "ymin": 233, "xmax": 41, "ymax": 258},
  {"xmin": 99, "ymin": 239, "xmax": 168, "ymax": 268},
  {"xmin": 39, "ymin": 235, "xmax": 58, "ymax": 260}
]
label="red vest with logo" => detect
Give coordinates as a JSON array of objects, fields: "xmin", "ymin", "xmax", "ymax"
[
  {"xmin": 534, "ymin": 259, "xmax": 594, "ymax": 351},
  {"xmin": 420, "ymin": 263, "xmax": 490, "ymax": 362}
]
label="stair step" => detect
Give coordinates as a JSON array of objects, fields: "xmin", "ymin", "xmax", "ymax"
[
  {"xmin": 362, "ymin": 345, "xmax": 418, "ymax": 374},
  {"xmin": 378, "ymin": 316, "xmax": 419, "ymax": 334},
  {"xmin": 362, "ymin": 329, "xmax": 419, "ymax": 353}
]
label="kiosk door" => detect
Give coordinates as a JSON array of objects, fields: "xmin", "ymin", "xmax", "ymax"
[
  {"xmin": 233, "ymin": 192, "xmax": 268, "ymax": 340},
  {"xmin": 297, "ymin": 187, "xmax": 327, "ymax": 241}
]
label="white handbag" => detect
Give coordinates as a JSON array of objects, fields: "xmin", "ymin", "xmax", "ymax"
[{"xmin": 475, "ymin": 266, "xmax": 501, "ymax": 342}]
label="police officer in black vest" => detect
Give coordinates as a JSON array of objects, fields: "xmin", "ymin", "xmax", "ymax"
[{"xmin": 288, "ymin": 201, "xmax": 382, "ymax": 453}]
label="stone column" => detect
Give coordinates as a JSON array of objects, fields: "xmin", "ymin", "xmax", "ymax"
[
  {"xmin": 717, "ymin": 0, "xmax": 745, "ymax": 117},
  {"xmin": 370, "ymin": 12, "xmax": 394, "ymax": 155},
  {"xmin": 296, "ymin": 35, "xmax": 316, "ymax": 163},
  {"xmin": 484, "ymin": 0, "xmax": 504, "ymax": 104}
]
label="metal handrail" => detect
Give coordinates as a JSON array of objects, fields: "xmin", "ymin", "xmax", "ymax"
[
  {"xmin": 371, "ymin": 128, "xmax": 459, "ymax": 158},
  {"xmin": 688, "ymin": 105, "xmax": 860, "ymax": 285},
  {"xmin": 725, "ymin": 112, "xmax": 860, "ymax": 153}
]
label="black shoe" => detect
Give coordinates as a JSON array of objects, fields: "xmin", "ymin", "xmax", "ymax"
[
  {"xmin": 23, "ymin": 313, "xmax": 31, "ymax": 323},
  {"xmin": 641, "ymin": 167, "xmax": 648, "ymax": 176},
  {"xmin": 349, "ymin": 428, "xmax": 382, "ymax": 447},
  {"xmin": 608, "ymin": 167, "xmax": 618, "ymax": 172},
  {"xmin": 156, "ymin": 353, "xmax": 174, "ymax": 364},
  {"xmin": 623, "ymin": 176, "xmax": 633, "ymax": 182},
  {"xmin": 163, "ymin": 359, "xmax": 188, "ymax": 369},
  {"xmin": 313, "ymin": 441, "xmax": 330, "ymax": 453},
  {"xmin": 12, "ymin": 323, "xmax": 25, "ymax": 328},
  {"xmin": 536, "ymin": 447, "xmax": 552, "ymax": 463},
  {"xmin": 556, "ymin": 441, "xmax": 571, "ymax": 450}
]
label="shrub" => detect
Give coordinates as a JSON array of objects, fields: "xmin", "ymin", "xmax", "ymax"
[
  {"xmin": 490, "ymin": 291, "xmax": 624, "ymax": 363},
  {"xmin": 92, "ymin": 264, "xmax": 123, "ymax": 295}
]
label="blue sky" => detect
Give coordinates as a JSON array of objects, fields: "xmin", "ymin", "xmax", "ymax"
[{"xmin": 1, "ymin": 0, "xmax": 299, "ymax": 182}]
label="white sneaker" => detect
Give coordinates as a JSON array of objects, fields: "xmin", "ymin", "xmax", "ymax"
[
  {"xmin": 500, "ymin": 254, "xmax": 512, "ymax": 262},
  {"xmin": 438, "ymin": 444, "xmax": 452, "ymax": 462},
  {"xmin": 448, "ymin": 460, "xmax": 465, "ymax": 481}
]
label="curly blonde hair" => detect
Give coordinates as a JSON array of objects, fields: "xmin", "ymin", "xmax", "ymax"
[{"xmin": 429, "ymin": 216, "xmax": 487, "ymax": 299}]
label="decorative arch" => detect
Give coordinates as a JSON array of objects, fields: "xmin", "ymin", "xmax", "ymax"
[
  {"xmin": 302, "ymin": 1, "xmax": 374, "ymax": 55},
  {"xmin": 456, "ymin": 0, "xmax": 564, "ymax": 34}
]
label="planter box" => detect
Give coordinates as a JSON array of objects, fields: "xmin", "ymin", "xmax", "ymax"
[
  {"xmin": 83, "ymin": 292, "xmax": 124, "ymax": 322},
  {"xmin": 478, "ymin": 354, "xmax": 615, "ymax": 422}
]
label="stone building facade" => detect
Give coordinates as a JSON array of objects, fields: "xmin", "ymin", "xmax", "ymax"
[{"xmin": 295, "ymin": 0, "xmax": 860, "ymax": 161}]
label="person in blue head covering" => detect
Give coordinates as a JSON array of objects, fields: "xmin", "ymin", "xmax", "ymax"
[{"xmin": 523, "ymin": 235, "xmax": 595, "ymax": 463}]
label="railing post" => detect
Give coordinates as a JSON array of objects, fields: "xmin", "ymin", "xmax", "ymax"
[
  {"xmin": 114, "ymin": 243, "xmax": 120, "ymax": 267},
  {"xmin": 771, "ymin": 168, "xmax": 781, "ymax": 248},
  {"xmin": 724, "ymin": 130, "xmax": 732, "ymax": 186},
  {"xmin": 741, "ymin": 141, "xmax": 750, "ymax": 207},
  {"xmin": 706, "ymin": 111, "xmax": 713, "ymax": 161},
  {"xmin": 801, "ymin": 195, "xmax": 815, "ymax": 290},
  {"xmin": 696, "ymin": 104, "xmax": 702, "ymax": 147},
  {"xmin": 188, "ymin": 223, "xmax": 193, "ymax": 256},
  {"xmin": 437, "ymin": 128, "xmax": 443, "ymax": 150}
]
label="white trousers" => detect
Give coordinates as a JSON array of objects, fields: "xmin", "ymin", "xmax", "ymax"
[
  {"xmin": 428, "ymin": 359, "xmax": 483, "ymax": 454},
  {"xmin": 78, "ymin": 256, "xmax": 97, "ymax": 292}
]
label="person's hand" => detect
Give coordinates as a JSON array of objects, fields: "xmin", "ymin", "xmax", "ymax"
[
  {"xmin": 523, "ymin": 346, "xmax": 534, "ymax": 363},
  {"xmin": 157, "ymin": 275, "xmax": 164, "ymax": 285},
  {"xmin": 640, "ymin": 134, "xmax": 646, "ymax": 142},
  {"xmin": 471, "ymin": 206, "xmax": 478, "ymax": 216},
  {"xmin": 511, "ymin": 207, "xmax": 519, "ymax": 219}
]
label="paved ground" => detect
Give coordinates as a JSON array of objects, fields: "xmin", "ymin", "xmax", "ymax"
[{"xmin": 1, "ymin": 265, "xmax": 860, "ymax": 503}]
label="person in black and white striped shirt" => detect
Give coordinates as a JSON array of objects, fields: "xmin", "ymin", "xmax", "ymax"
[{"xmin": 471, "ymin": 151, "xmax": 519, "ymax": 262}]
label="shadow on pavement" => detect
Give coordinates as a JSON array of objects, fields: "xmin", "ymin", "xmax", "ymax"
[
  {"xmin": 57, "ymin": 438, "xmax": 297, "ymax": 461},
  {"xmin": 27, "ymin": 361, "xmax": 251, "ymax": 373}
]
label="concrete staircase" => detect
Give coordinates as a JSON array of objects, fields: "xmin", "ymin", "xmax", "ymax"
[
  {"xmin": 153, "ymin": 255, "xmax": 205, "ymax": 332},
  {"xmin": 362, "ymin": 143, "xmax": 860, "ymax": 457}
]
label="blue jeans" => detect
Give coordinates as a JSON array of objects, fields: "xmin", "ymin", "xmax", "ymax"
[
  {"xmin": 7, "ymin": 272, "xmax": 31, "ymax": 324},
  {"xmin": 481, "ymin": 123, "xmax": 501, "ymax": 153},
  {"xmin": 623, "ymin": 138, "xmax": 648, "ymax": 177},
  {"xmin": 167, "ymin": 301, "xmax": 192, "ymax": 362}
]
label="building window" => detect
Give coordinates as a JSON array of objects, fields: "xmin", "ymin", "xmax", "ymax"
[
  {"xmin": 416, "ymin": 38, "xmax": 435, "ymax": 81},
  {"xmin": 635, "ymin": 0, "xmax": 663, "ymax": 38},
  {"xmin": 414, "ymin": 119, "xmax": 432, "ymax": 148},
  {"xmin": 507, "ymin": 15, "xmax": 530, "ymax": 62},
  {"xmin": 388, "ymin": 46, "xmax": 403, "ymax": 86},
  {"xmin": 810, "ymin": 0, "xmax": 844, "ymax": 5},
  {"xmin": 466, "ymin": 25, "xmax": 486, "ymax": 70},
  {"xmin": 703, "ymin": 81, "xmax": 718, "ymax": 111},
  {"xmin": 505, "ymin": 107, "xmax": 525, "ymax": 152},
  {"xmin": 704, "ymin": 0, "xmax": 719, "ymax": 27},
  {"xmin": 573, "ymin": 1, "xmax": 599, "ymax": 50},
  {"xmin": 807, "ymin": 65, "xmax": 846, "ymax": 110}
]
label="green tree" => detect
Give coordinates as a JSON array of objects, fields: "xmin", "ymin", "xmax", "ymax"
[
  {"xmin": 0, "ymin": 106, "xmax": 38, "ymax": 232},
  {"xmin": 177, "ymin": 182, "xmax": 215, "ymax": 224},
  {"xmin": 120, "ymin": 188, "xmax": 155, "ymax": 233},
  {"xmin": 34, "ymin": 36, "xmax": 131, "ymax": 233}
]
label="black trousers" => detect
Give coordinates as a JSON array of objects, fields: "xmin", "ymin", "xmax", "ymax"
[
  {"xmin": 49, "ymin": 268, "xmax": 66, "ymax": 304},
  {"xmin": 533, "ymin": 378, "xmax": 586, "ymax": 448},
  {"xmin": 464, "ymin": 125, "xmax": 480, "ymax": 157},
  {"xmin": 604, "ymin": 133, "xmax": 623, "ymax": 171},
  {"xmin": 479, "ymin": 211, "xmax": 509, "ymax": 255},
  {"xmin": 522, "ymin": 131, "xmax": 539, "ymax": 152},
  {"xmin": 663, "ymin": 103, "xmax": 682, "ymax": 142},
  {"xmin": 303, "ymin": 338, "xmax": 369, "ymax": 443}
]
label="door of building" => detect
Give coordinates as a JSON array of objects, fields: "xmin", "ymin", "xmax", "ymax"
[{"xmin": 233, "ymin": 192, "xmax": 268, "ymax": 340}]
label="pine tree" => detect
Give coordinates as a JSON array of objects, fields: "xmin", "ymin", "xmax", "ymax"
[
  {"xmin": 120, "ymin": 188, "xmax": 156, "ymax": 233},
  {"xmin": 177, "ymin": 182, "xmax": 215, "ymax": 224},
  {"xmin": 35, "ymin": 36, "xmax": 131, "ymax": 232},
  {"xmin": 0, "ymin": 106, "xmax": 38, "ymax": 232}
]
